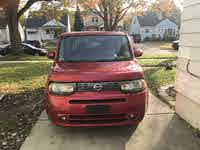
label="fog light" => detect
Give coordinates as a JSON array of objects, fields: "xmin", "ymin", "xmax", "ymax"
[
  {"xmin": 60, "ymin": 116, "xmax": 68, "ymax": 121},
  {"xmin": 128, "ymin": 114, "xmax": 136, "ymax": 120}
]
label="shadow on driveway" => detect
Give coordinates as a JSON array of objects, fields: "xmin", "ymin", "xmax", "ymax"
[{"xmin": 152, "ymin": 115, "xmax": 200, "ymax": 150}]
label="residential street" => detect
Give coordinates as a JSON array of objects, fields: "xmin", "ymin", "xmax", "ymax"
[{"xmin": 20, "ymin": 94, "xmax": 200, "ymax": 150}]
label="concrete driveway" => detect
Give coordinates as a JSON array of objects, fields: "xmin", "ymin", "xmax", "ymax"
[
  {"xmin": 135, "ymin": 42, "xmax": 178, "ymax": 55},
  {"xmin": 20, "ymin": 94, "xmax": 200, "ymax": 150}
]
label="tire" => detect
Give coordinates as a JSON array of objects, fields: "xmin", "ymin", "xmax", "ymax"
[
  {"xmin": 0, "ymin": 50, "xmax": 6, "ymax": 56},
  {"xmin": 34, "ymin": 52, "xmax": 39, "ymax": 56}
]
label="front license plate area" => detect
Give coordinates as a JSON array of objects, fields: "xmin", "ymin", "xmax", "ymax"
[{"xmin": 85, "ymin": 105, "xmax": 111, "ymax": 114}]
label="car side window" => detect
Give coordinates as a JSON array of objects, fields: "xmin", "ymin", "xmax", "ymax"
[{"xmin": 22, "ymin": 45, "xmax": 28, "ymax": 50}]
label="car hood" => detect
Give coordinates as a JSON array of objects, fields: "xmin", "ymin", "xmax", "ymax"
[
  {"xmin": 38, "ymin": 48, "xmax": 48, "ymax": 52},
  {"xmin": 48, "ymin": 60, "xmax": 144, "ymax": 82}
]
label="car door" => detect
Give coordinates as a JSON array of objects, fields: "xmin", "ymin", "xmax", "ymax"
[{"xmin": 22, "ymin": 44, "xmax": 35, "ymax": 55}]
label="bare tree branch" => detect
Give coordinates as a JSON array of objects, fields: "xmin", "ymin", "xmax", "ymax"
[
  {"xmin": 17, "ymin": 0, "xmax": 53, "ymax": 19},
  {"xmin": 88, "ymin": 7, "xmax": 104, "ymax": 19}
]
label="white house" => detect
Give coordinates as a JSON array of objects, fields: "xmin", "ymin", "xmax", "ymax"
[
  {"xmin": 176, "ymin": 0, "xmax": 200, "ymax": 129},
  {"xmin": 83, "ymin": 11, "xmax": 124, "ymax": 31},
  {"xmin": 25, "ymin": 14, "xmax": 71, "ymax": 42},
  {"xmin": 0, "ymin": 16, "xmax": 8, "ymax": 44},
  {"xmin": 129, "ymin": 12, "xmax": 179, "ymax": 41}
]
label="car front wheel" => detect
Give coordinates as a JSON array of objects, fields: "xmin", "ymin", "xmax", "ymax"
[{"xmin": 34, "ymin": 52, "xmax": 40, "ymax": 56}]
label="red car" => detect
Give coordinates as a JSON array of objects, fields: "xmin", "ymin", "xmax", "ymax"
[{"xmin": 45, "ymin": 32, "xmax": 149, "ymax": 127}]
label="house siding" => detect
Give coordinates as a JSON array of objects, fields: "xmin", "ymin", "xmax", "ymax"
[
  {"xmin": 140, "ymin": 26, "xmax": 154, "ymax": 41},
  {"xmin": 176, "ymin": 0, "xmax": 200, "ymax": 129},
  {"xmin": 84, "ymin": 13, "xmax": 104, "ymax": 30},
  {"xmin": 129, "ymin": 16, "xmax": 140, "ymax": 34},
  {"xmin": 26, "ymin": 29, "xmax": 41, "ymax": 42},
  {"xmin": 0, "ymin": 29, "xmax": 8, "ymax": 43}
]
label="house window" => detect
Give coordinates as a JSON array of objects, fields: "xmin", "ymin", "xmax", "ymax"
[
  {"xmin": 46, "ymin": 29, "xmax": 50, "ymax": 34},
  {"xmin": 27, "ymin": 31, "xmax": 36, "ymax": 34},
  {"xmin": 92, "ymin": 17, "xmax": 98, "ymax": 23},
  {"xmin": 145, "ymin": 29, "xmax": 149, "ymax": 33}
]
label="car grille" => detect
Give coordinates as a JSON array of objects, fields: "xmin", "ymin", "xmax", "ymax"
[
  {"xmin": 69, "ymin": 119, "xmax": 127, "ymax": 124},
  {"xmin": 61, "ymin": 114, "xmax": 128, "ymax": 124},
  {"xmin": 69, "ymin": 99, "xmax": 126, "ymax": 104},
  {"xmin": 77, "ymin": 82, "xmax": 120, "ymax": 92}
]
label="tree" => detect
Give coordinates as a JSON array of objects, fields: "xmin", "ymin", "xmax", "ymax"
[
  {"xmin": 153, "ymin": 0, "xmax": 175, "ymax": 16},
  {"xmin": 78, "ymin": 0, "xmax": 147, "ymax": 31},
  {"xmin": 29, "ymin": 0, "xmax": 71, "ymax": 21},
  {"xmin": 74, "ymin": 6, "xmax": 84, "ymax": 31},
  {"xmin": 0, "ymin": 0, "xmax": 53, "ymax": 54},
  {"xmin": 151, "ymin": 0, "xmax": 181, "ymax": 26}
]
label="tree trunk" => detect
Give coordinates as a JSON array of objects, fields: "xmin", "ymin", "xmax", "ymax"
[
  {"xmin": 111, "ymin": 21, "xmax": 118, "ymax": 31},
  {"xmin": 102, "ymin": 2, "xmax": 110, "ymax": 31},
  {"xmin": 104, "ymin": 16, "xmax": 110, "ymax": 31},
  {"xmin": 6, "ymin": 1, "xmax": 22, "ymax": 54}
]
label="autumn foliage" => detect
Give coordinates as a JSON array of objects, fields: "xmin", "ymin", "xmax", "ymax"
[{"xmin": 77, "ymin": 0, "xmax": 147, "ymax": 31}]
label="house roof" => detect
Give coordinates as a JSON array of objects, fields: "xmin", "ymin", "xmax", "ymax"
[
  {"xmin": 25, "ymin": 16, "xmax": 47, "ymax": 28},
  {"xmin": 42, "ymin": 19, "xmax": 66, "ymax": 28},
  {"xmin": 137, "ymin": 12, "xmax": 177, "ymax": 27},
  {"xmin": 25, "ymin": 14, "xmax": 69, "ymax": 29},
  {"xmin": 137, "ymin": 12, "xmax": 161, "ymax": 27}
]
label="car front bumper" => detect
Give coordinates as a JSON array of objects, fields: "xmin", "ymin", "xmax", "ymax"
[{"xmin": 44, "ymin": 90, "xmax": 149, "ymax": 127}]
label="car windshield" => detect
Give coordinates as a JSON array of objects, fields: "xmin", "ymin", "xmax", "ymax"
[{"xmin": 58, "ymin": 35, "xmax": 133, "ymax": 62}]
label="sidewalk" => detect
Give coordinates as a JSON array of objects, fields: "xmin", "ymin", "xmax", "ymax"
[{"xmin": 20, "ymin": 94, "xmax": 200, "ymax": 150}]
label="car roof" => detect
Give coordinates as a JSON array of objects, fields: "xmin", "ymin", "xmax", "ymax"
[{"xmin": 60, "ymin": 31, "xmax": 127, "ymax": 37}]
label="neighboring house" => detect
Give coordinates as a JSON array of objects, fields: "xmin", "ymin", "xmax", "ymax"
[
  {"xmin": 176, "ymin": 0, "xmax": 200, "ymax": 129},
  {"xmin": 0, "ymin": 15, "xmax": 8, "ymax": 43},
  {"xmin": 25, "ymin": 14, "xmax": 71, "ymax": 42},
  {"xmin": 83, "ymin": 11, "xmax": 124, "ymax": 31},
  {"xmin": 129, "ymin": 12, "xmax": 179, "ymax": 41}
]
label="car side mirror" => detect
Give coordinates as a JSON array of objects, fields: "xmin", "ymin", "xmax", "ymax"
[
  {"xmin": 47, "ymin": 51, "xmax": 55, "ymax": 59},
  {"xmin": 134, "ymin": 48, "xmax": 143, "ymax": 57}
]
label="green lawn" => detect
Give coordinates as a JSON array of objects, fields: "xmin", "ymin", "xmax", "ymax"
[
  {"xmin": 140, "ymin": 53, "xmax": 177, "ymax": 59},
  {"xmin": 0, "ymin": 54, "xmax": 49, "ymax": 61},
  {"xmin": 0, "ymin": 62, "xmax": 52, "ymax": 93},
  {"xmin": 139, "ymin": 54, "xmax": 176, "ymax": 94},
  {"xmin": 138, "ymin": 58, "xmax": 176, "ymax": 66},
  {"xmin": 144, "ymin": 67, "xmax": 176, "ymax": 95}
]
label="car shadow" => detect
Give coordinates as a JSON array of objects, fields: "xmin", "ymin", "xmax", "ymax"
[{"xmin": 152, "ymin": 114, "xmax": 200, "ymax": 150}]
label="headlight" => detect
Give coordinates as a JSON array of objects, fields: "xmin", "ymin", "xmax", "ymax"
[
  {"xmin": 49, "ymin": 83, "xmax": 76, "ymax": 95},
  {"xmin": 120, "ymin": 80, "xmax": 145, "ymax": 93}
]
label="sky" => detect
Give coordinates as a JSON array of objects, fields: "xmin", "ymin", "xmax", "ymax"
[
  {"xmin": 174, "ymin": 0, "xmax": 184, "ymax": 10},
  {"xmin": 22, "ymin": 0, "xmax": 184, "ymax": 17}
]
